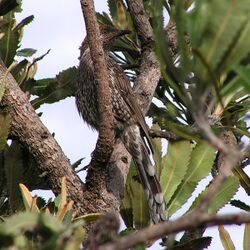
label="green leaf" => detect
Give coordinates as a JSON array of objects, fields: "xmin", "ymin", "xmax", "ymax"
[
  {"xmin": 219, "ymin": 20, "xmax": 250, "ymax": 75},
  {"xmin": 220, "ymin": 73, "xmax": 245, "ymax": 101},
  {"xmin": 19, "ymin": 184, "xmax": 39, "ymax": 212},
  {"xmin": 151, "ymin": 124, "xmax": 163, "ymax": 177},
  {"xmin": 233, "ymin": 64, "xmax": 250, "ymax": 93},
  {"xmin": 30, "ymin": 67, "xmax": 77, "ymax": 109},
  {"xmin": 173, "ymin": 0, "xmax": 191, "ymax": 72},
  {"xmin": 10, "ymin": 59, "xmax": 29, "ymax": 83},
  {"xmin": 120, "ymin": 188, "xmax": 133, "ymax": 228},
  {"xmin": 244, "ymin": 224, "xmax": 250, "ymax": 250},
  {"xmin": 108, "ymin": 0, "xmax": 125, "ymax": 25},
  {"xmin": 208, "ymin": 176, "xmax": 239, "ymax": 213},
  {"xmin": 160, "ymin": 140, "xmax": 192, "ymax": 204},
  {"xmin": 14, "ymin": 15, "xmax": 34, "ymax": 30},
  {"xmin": 168, "ymin": 142, "xmax": 216, "ymax": 215},
  {"xmin": 0, "ymin": 81, "xmax": 5, "ymax": 102},
  {"xmin": 97, "ymin": 12, "xmax": 114, "ymax": 26},
  {"xmin": 0, "ymin": 11, "xmax": 20, "ymax": 67},
  {"xmin": 233, "ymin": 167, "xmax": 250, "ymax": 195},
  {"xmin": 0, "ymin": 112, "xmax": 10, "ymax": 151},
  {"xmin": 152, "ymin": 0, "xmax": 186, "ymax": 101},
  {"xmin": 188, "ymin": 0, "xmax": 250, "ymax": 81},
  {"xmin": 4, "ymin": 141, "xmax": 25, "ymax": 211},
  {"xmin": 64, "ymin": 226, "xmax": 86, "ymax": 250},
  {"xmin": 0, "ymin": 212, "xmax": 64, "ymax": 235},
  {"xmin": 16, "ymin": 48, "xmax": 37, "ymax": 57},
  {"xmin": 120, "ymin": 228, "xmax": 146, "ymax": 250},
  {"xmin": 188, "ymin": 176, "xmax": 239, "ymax": 213},
  {"xmin": 218, "ymin": 225, "xmax": 235, "ymax": 250},
  {"xmin": 72, "ymin": 158, "xmax": 84, "ymax": 169},
  {"xmin": 121, "ymin": 162, "xmax": 150, "ymax": 229},
  {"xmin": 230, "ymin": 200, "xmax": 250, "ymax": 212},
  {"xmin": 73, "ymin": 213, "xmax": 103, "ymax": 223}
]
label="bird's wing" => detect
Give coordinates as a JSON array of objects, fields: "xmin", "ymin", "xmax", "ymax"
[{"xmin": 108, "ymin": 59, "xmax": 154, "ymax": 153}]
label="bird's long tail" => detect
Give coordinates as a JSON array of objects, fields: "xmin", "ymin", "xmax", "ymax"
[{"xmin": 122, "ymin": 124, "xmax": 167, "ymax": 223}]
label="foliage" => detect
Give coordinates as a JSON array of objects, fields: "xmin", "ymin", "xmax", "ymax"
[
  {"xmin": 0, "ymin": 0, "xmax": 250, "ymax": 249},
  {"xmin": 0, "ymin": 0, "xmax": 79, "ymax": 216},
  {"xmin": 0, "ymin": 178, "xmax": 86, "ymax": 249},
  {"xmin": 103, "ymin": 0, "xmax": 250, "ymax": 248},
  {"xmin": 218, "ymin": 224, "xmax": 250, "ymax": 250}
]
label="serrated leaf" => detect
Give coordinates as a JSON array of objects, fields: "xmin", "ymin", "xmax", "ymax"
[
  {"xmin": 189, "ymin": 0, "xmax": 250, "ymax": 81},
  {"xmin": 108, "ymin": 0, "xmax": 126, "ymax": 25},
  {"xmin": 233, "ymin": 167, "xmax": 250, "ymax": 195},
  {"xmin": 168, "ymin": 142, "xmax": 216, "ymax": 215},
  {"xmin": 188, "ymin": 176, "xmax": 239, "ymax": 213},
  {"xmin": 16, "ymin": 48, "xmax": 37, "ymax": 57},
  {"xmin": 0, "ymin": 112, "xmax": 10, "ymax": 151},
  {"xmin": 244, "ymin": 224, "xmax": 250, "ymax": 250},
  {"xmin": 160, "ymin": 140, "xmax": 192, "ymax": 204},
  {"xmin": 218, "ymin": 225, "xmax": 235, "ymax": 250},
  {"xmin": 208, "ymin": 176, "xmax": 239, "ymax": 213},
  {"xmin": 31, "ymin": 67, "xmax": 77, "ymax": 109},
  {"xmin": 230, "ymin": 200, "xmax": 250, "ymax": 212}
]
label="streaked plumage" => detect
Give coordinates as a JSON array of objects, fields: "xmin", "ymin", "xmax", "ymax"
[{"xmin": 76, "ymin": 25, "xmax": 166, "ymax": 223}]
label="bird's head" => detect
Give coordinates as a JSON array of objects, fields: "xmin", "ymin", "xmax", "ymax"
[
  {"xmin": 99, "ymin": 24, "xmax": 130, "ymax": 49},
  {"xmin": 80, "ymin": 25, "xmax": 130, "ymax": 57}
]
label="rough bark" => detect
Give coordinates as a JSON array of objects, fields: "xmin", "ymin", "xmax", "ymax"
[
  {"xmin": 0, "ymin": 60, "xmax": 85, "ymax": 215},
  {"xmin": 77, "ymin": 0, "xmax": 162, "ymax": 217}
]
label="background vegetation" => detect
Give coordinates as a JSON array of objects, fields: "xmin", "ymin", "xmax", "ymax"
[{"xmin": 0, "ymin": 0, "xmax": 250, "ymax": 249}]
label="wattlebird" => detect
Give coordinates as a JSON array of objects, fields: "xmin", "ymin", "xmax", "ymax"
[{"xmin": 76, "ymin": 25, "xmax": 166, "ymax": 223}]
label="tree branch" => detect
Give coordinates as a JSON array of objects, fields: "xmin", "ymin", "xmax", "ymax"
[
  {"xmin": 77, "ymin": 0, "xmax": 161, "ymax": 217},
  {"xmin": 99, "ymin": 212, "xmax": 250, "ymax": 250},
  {"xmin": 0, "ymin": 59, "xmax": 85, "ymax": 216},
  {"xmin": 126, "ymin": 0, "xmax": 161, "ymax": 112},
  {"xmin": 78, "ymin": 0, "xmax": 126, "ymax": 216},
  {"xmin": 80, "ymin": 0, "xmax": 115, "ymax": 165}
]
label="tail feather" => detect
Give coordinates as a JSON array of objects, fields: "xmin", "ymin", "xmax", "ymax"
[{"xmin": 122, "ymin": 124, "xmax": 167, "ymax": 223}]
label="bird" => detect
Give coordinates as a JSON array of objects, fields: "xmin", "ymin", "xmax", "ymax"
[{"xmin": 76, "ymin": 25, "xmax": 167, "ymax": 224}]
